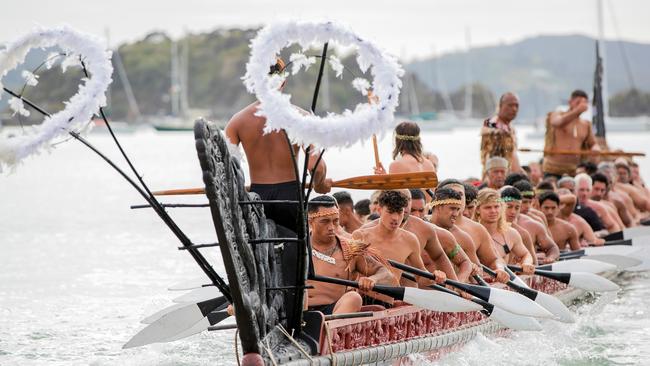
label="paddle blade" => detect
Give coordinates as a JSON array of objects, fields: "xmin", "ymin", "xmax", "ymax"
[
  {"xmin": 624, "ymin": 227, "xmax": 650, "ymax": 240},
  {"xmin": 547, "ymin": 259, "xmax": 616, "ymax": 273},
  {"xmin": 173, "ymin": 286, "xmax": 221, "ymax": 303},
  {"xmin": 123, "ymin": 297, "xmax": 222, "ymax": 348},
  {"xmin": 168, "ymin": 277, "xmax": 209, "ymax": 291},
  {"xmin": 584, "ymin": 245, "xmax": 637, "ymax": 256},
  {"xmin": 332, "ymin": 171, "xmax": 438, "ymax": 190},
  {"xmin": 533, "ymin": 291, "xmax": 575, "ymax": 323},
  {"xmin": 568, "ymin": 272, "xmax": 620, "ymax": 292},
  {"xmin": 141, "ymin": 303, "xmax": 187, "ymax": 324},
  {"xmin": 585, "ymin": 254, "xmax": 642, "ymax": 269},
  {"xmin": 488, "ymin": 306, "xmax": 542, "ymax": 331},
  {"xmin": 402, "ymin": 287, "xmax": 482, "ymax": 313},
  {"xmin": 487, "ymin": 288, "xmax": 553, "ymax": 318}
]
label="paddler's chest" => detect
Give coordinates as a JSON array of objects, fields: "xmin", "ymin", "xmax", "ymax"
[{"xmin": 312, "ymin": 246, "xmax": 350, "ymax": 279}]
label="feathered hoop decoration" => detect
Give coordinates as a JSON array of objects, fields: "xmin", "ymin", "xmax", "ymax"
[
  {"xmin": 0, "ymin": 25, "xmax": 113, "ymax": 171},
  {"xmin": 242, "ymin": 20, "xmax": 404, "ymax": 149}
]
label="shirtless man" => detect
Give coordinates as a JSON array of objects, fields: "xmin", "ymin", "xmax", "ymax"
[
  {"xmin": 557, "ymin": 188, "xmax": 605, "ymax": 245},
  {"xmin": 599, "ymin": 162, "xmax": 647, "ymax": 223},
  {"xmin": 591, "ymin": 172, "xmax": 635, "ymax": 227},
  {"xmin": 353, "ymin": 190, "xmax": 445, "ymax": 292},
  {"xmin": 499, "ymin": 187, "xmax": 537, "ymax": 264},
  {"xmin": 462, "ymin": 182, "xmax": 478, "ymax": 220},
  {"xmin": 474, "ymin": 188, "xmax": 535, "ymax": 274},
  {"xmin": 333, "ymin": 191, "xmax": 364, "ymax": 234},
  {"xmin": 423, "ymin": 151, "xmax": 439, "ymax": 173},
  {"xmin": 439, "ymin": 180, "xmax": 511, "ymax": 283},
  {"xmin": 374, "ymin": 122, "xmax": 435, "ymax": 201},
  {"xmin": 306, "ymin": 195, "xmax": 395, "ymax": 315},
  {"xmin": 542, "ymin": 89, "xmax": 599, "ymax": 180},
  {"xmin": 225, "ymin": 59, "xmax": 331, "ymax": 232},
  {"xmin": 575, "ymin": 173, "xmax": 622, "ymax": 233},
  {"xmin": 360, "ymin": 190, "xmax": 460, "ymax": 283},
  {"xmin": 428, "ymin": 187, "xmax": 484, "ymax": 281},
  {"xmin": 408, "ymin": 188, "xmax": 427, "ymax": 219},
  {"xmin": 615, "ymin": 161, "xmax": 650, "ymax": 212},
  {"xmin": 501, "ymin": 186, "xmax": 560, "ymax": 264},
  {"xmin": 538, "ymin": 191, "xmax": 581, "ymax": 251},
  {"xmin": 512, "ymin": 180, "xmax": 548, "ymax": 226}
]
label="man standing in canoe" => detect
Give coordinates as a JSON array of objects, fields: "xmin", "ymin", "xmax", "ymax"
[
  {"xmin": 474, "ymin": 188, "xmax": 535, "ymax": 274},
  {"xmin": 480, "ymin": 92, "xmax": 523, "ymax": 174},
  {"xmin": 225, "ymin": 58, "xmax": 332, "ymax": 232},
  {"xmin": 305, "ymin": 195, "xmax": 396, "ymax": 315},
  {"xmin": 542, "ymin": 90, "xmax": 599, "ymax": 180}
]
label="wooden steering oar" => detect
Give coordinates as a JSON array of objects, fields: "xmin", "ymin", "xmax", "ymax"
[
  {"xmin": 152, "ymin": 171, "xmax": 439, "ymax": 196},
  {"xmin": 519, "ymin": 147, "xmax": 645, "ymax": 157}
]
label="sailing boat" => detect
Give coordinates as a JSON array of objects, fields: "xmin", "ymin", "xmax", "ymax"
[{"xmin": 151, "ymin": 37, "xmax": 214, "ymax": 131}]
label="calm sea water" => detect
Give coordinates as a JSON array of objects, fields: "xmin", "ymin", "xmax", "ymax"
[{"xmin": 1, "ymin": 125, "xmax": 649, "ymax": 365}]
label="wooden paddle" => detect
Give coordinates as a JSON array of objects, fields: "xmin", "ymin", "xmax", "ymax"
[
  {"xmin": 152, "ymin": 171, "xmax": 439, "ymax": 196},
  {"xmin": 519, "ymin": 147, "xmax": 645, "ymax": 157}
]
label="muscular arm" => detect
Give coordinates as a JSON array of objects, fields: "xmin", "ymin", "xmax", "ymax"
[
  {"xmin": 597, "ymin": 204, "xmax": 620, "ymax": 232},
  {"xmin": 550, "ymin": 109, "xmax": 582, "ymax": 128},
  {"xmin": 516, "ymin": 225, "xmax": 537, "ymax": 266},
  {"xmin": 533, "ymin": 222, "xmax": 560, "ymax": 263},
  {"xmin": 306, "ymin": 147, "xmax": 331, "ymax": 193},
  {"xmin": 574, "ymin": 214, "xmax": 604, "ymax": 245},
  {"xmin": 405, "ymin": 234, "xmax": 438, "ymax": 287},
  {"xmin": 566, "ymin": 224, "xmax": 581, "ymax": 251},
  {"xmin": 509, "ymin": 229, "xmax": 534, "ymax": 266},
  {"xmin": 224, "ymin": 116, "xmax": 241, "ymax": 145},
  {"xmin": 354, "ymin": 255, "xmax": 397, "ymax": 286},
  {"xmin": 423, "ymin": 228, "xmax": 459, "ymax": 281},
  {"xmin": 474, "ymin": 225, "xmax": 506, "ymax": 271},
  {"xmin": 612, "ymin": 198, "xmax": 633, "ymax": 228}
]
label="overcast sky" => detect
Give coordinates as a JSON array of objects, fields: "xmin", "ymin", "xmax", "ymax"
[{"xmin": 1, "ymin": 0, "xmax": 649, "ymax": 60}]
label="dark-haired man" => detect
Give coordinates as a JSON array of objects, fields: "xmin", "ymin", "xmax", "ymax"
[
  {"xmin": 542, "ymin": 89, "xmax": 599, "ymax": 180},
  {"xmin": 333, "ymin": 191, "xmax": 364, "ymax": 234},
  {"xmin": 591, "ymin": 172, "xmax": 634, "ymax": 227},
  {"xmin": 439, "ymin": 179, "xmax": 510, "ymax": 283},
  {"xmin": 557, "ymin": 188, "xmax": 605, "ymax": 245},
  {"xmin": 225, "ymin": 59, "xmax": 331, "ymax": 232},
  {"xmin": 353, "ymin": 190, "xmax": 445, "ymax": 293},
  {"xmin": 428, "ymin": 187, "xmax": 482, "ymax": 282},
  {"xmin": 409, "ymin": 188, "xmax": 427, "ymax": 219},
  {"xmin": 501, "ymin": 186, "xmax": 560, "ymax": 264},
  {"xmin": 306, "ymin": 195, "xmax": 395, "ymax": 315},
  {"xmin": 462, "ymin": 182, "xmax": 478, "ymax": 219},
  {"xmin": 538, "ymin": 191, "xmax": 581, "ymax": 251},
  {"xmin": 353, "ymin": 199, "xmax": 371, "ymax": 223},
  {"xmin": 513, "ymin": 180, "xmax": 548, "ymax": 226}
]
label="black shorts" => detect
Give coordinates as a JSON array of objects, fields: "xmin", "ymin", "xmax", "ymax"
[
  {"xmin": 249, "ymin": 180, "xmax": 300, "ymax": 233},
  {"xmin": 308, "ymin": 302, "xmax": 337, "ymax": 315}
]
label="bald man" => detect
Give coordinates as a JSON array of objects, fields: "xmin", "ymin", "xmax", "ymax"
[{"xmin": 480, "ymin": 92, "xmax": 523, "ymax": 174}]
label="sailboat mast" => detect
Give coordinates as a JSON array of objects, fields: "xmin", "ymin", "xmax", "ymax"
[
  {"xmin": 597, "ymin": 0, "xmax": 609, "ymax": 117},
  {"xmin": 464, "ymin": 27, "xmax": 473, "ymax": 118}
]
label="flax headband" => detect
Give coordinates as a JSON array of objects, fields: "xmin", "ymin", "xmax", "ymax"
[
  {"xmin": 430, "ymin": 198, "xmax": 464, "ymax": 207},
  {"xmin": 395, "ymin": 134, "xmax": 420, "ymax": 141},
  {"xmin": 308, "ymin": 207, "xmax": 339, "ymax": 219}
]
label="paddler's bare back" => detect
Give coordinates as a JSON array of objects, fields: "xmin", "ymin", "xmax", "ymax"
[{"xmin": 225, "ymin": 102, "xmax": 299, "ymax": 184}]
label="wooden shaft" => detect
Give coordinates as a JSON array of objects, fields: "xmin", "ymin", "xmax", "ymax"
[
  {"xmin": 372, "ymin": 134, "xmax": 380, "ymax": 169},
  {"xmin": 519, "ymin": 148, "xmax": 645, "ymax": 157}
]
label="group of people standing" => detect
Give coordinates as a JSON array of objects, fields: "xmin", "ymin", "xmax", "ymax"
[{"xmin": 225, "ymin": 59, "xmax": 649, "ymax": 316}]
